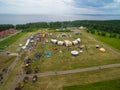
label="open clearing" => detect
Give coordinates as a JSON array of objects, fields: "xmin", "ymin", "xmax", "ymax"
[
  {"xmin": 0, "ymin": 30, "xmax": 43, "ymax": 90},
  {"xmin": 0, "ymin": 28, "xmax": 120, "ymax": 90},
  {"xmin": 64, "ymin": 78, "xmax": 120, "ymax": 90},
  {"xmin": 95, "ymin": 34, "xmax": 120, "ymax": 50},
  {"xmin": 26, "ymin": 29, "xmax": 120, "ymax": 73},
  {"xmin": 22, "ymin": 67, "xmax": 120, "ymax": 90}
]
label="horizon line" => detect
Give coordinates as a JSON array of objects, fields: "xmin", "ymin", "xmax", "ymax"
[{"xmin": 0, "ymin": 13, "xmax": 120, "ymax": 16}]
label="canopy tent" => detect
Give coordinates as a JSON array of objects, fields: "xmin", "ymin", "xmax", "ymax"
[
  {"xmin": 57, "ymin": 41, "xmax": 64, "ymax": 46},
  {"xmin": 19, "ymin": 44, "xmax": 23, "ymax": 47},
  {"xmin": 80, "ymin": 50, "xmax": 83, "ymax": 53},
  {"xmin": 71, "ymin": 50, "xmax": 79, "ymax": 56},
  {"xmin": 32, "ymin": 75, "xmax": 38, "ymax": 82},
  {"xmin": 51, "ymin": 39, "xmax": 57, "ymax": 44},
  {"xmin": 6, "ymin": 51, "xmax": 11, "ymax": 55},
  {"xmin": 35, "ymin": 52, "xmax": 41, "ymax": 58},
  {"xmin": 61, "ymin": 33, "xmax": 67, "ymax": 38},
  {"xmin": 64, "ymin": 40, "xmax": 72, "ymax": 47},
  {"xmin": 99, "ymin": 48, "xmax": 106, "ymax": 52},
  {"xmin": 45, "ymin": 51, "xmax": 51, "ymax": 57},
  {"xmin": 72, "ymin": 40, "xmax": 79, "ymax": 45},
  {"xmin": 76, "ymin": 38, "xmax": 81, "ymax": 43},
  {"xmin": 96, "ymin": 45, "xmax": 100, "ymax": 48}
]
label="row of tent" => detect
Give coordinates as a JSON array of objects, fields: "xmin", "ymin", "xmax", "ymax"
[
  {"xmin": 22, "ymin": 32, "xmax": 47, "ymax": 49},
  {"xmin": 51, "ymin": 38, "xmax": 81, "ymax": 47}
]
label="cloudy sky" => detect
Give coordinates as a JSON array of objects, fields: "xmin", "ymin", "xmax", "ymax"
[{"xmin": 0, "ymin": 0, "xmax": 120, "ymax": 15}]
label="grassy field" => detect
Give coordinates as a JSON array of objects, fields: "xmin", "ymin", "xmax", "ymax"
[
  {"xmin": 0, "ymin": 51, "xmax": 28, "ymax": 90},
  {"xmin": 0, "ymin": 32, "xmax": 25, "ymax": 71},
  {"xmin": 0, "ymin": 29, "xmax": 46, "ymax": 71},
  {"xmin": 0, "ymin": 29, "xmax": 50, "ymax": 90},
  {"xmin": 0, "ymin": 32, "xmax": 28, "ymax": 71},
  {"xmin": 0, "ymin": 34, "xmax": 9, "ymax": 39},
  {"xmin": 22, "ymin": 67, "xmax": 120, "ymax": 90},
  {"xmin": 63, "ymin": 79, "xmax": 120, "ymax": 90},
  {"xmin": 88, "ymin": 30, "xmax": 120, "ymax": 50},
  {"xmin": 0, "ymin": 55, "xmax": 16, "ymax": 71},
  {"xmin": 1, "ymin": 28, "xmax": 120, "ymax": 90},
  {"xmin": 0, "ymin": 32, "xmax": 25, "ymax": 50},
  {"xmin": 95, "ymin": 35, "xmax": 120, "ymax": 50},
  {"xmin": 64, "ymin": 78, "xmax": 120, "ymax": 90},
  {"xmin": 25, "ymin": 30, "xmax": 120, "ymax": 73}
]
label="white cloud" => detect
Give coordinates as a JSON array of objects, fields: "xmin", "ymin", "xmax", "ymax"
[
  {"xmin": 0, "ymin": 0, "xmax": 74, "ymax": 14},
  {"xmin": 0, "ymin": 0, "xmax": 104, "ymax": 14},
  {"xmin": 103, "ymin": 0, "xmax": 120, "ymax": 9},
  {"xmin": 0, "ymin": 0, "xmax": 119, "ymax": 14}
]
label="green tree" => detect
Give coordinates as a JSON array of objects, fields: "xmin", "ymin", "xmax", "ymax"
[
  {"xmin": 101, "ymin": 32, "xmax": 106, "ymax": 36},
  {"xmin": 91, "ymin": 30, "xmax": 95, "ymax": 34}
]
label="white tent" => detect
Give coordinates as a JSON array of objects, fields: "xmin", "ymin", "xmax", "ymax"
[
  {"xmin": 71, "ymin": 50, "xmax": 79, "ymax": 55},
  {"xmin": 64, "ymin": 40, "xmax": 72, "ymax": 47},
  {"xmin": 51, "ymin": 39, "xmax": 57, "ymax": 44},
  {"xmin": 72, "ymin": 40, "xmax": 79, "ymax": 45},
  {"xmin": 57, "ymin": 41, "xmax": 64, "ymax": 46},
  {"xmin": 76, "ymin": 38, "xmax": 81, "ymax": 43},
  {"xmin": 99, "ymin": 48, "xmax": 106, "ymax": 52}
]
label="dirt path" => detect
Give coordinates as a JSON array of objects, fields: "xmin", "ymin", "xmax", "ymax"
[
  {"xmin": 8, "ymin": 51, "xmax": 33, "ymax": 90},
  {"xmin": 8, "ymin": 63, "xmax": 24, "ymax": 90},
  {"xmin": 25, "ymin": 63, "xmax": 120, "ymax": 78},
  {"xmin": 2, "ymin": 55, "xmax": 20, "ymax": 81},
  {"xmin": 0, "ymin": 51, "xmax": 24, "ymax": 90}
]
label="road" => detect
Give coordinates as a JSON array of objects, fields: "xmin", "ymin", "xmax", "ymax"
[
  {"xmin": 25, "ymin": 63, "xmax": 120, "ymax": 78},
  {"xmin": 2, "ymin": 55, "xmax": 20, "ymax": 82},
  {"xmin": 0, "ymin": 51, "xmax": 24, "ymax": 90}
]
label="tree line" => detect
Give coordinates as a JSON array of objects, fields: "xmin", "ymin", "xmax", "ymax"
[
  {"xmin": 0, "ymin": 24, "xmax": 14, "ymax": 31},
  {"xmin": 76, "ymin": 20, "xmax": 120, "ymax": 34},
  {"xmin": 87, "ymin": 29, "xmax": 120, "ymax": 39},
  {"xmin": 0, "ymin": 20, "xmax": 120, "ymax": 34}
]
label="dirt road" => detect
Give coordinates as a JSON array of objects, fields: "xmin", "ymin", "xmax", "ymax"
[{"xmin": 25, "ymin": 63, "xmax": 120, "ymax": 78}]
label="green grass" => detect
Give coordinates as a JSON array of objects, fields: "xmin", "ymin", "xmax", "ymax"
[
  {"xmin": 1, "ymin": 28, "xmax": 120, "ymax": 90},
  {"xmin": 95, "ymin": 35, "xmax": 120, "ymax": 50},
  {"xmin": 64, "ymin": 78, "xmax": 120, "ymax": 90},
  {"xmin": 0, "ymin": 32, "xmax": 26, "ymax": 71},
  {"xmin": 0, "ymin": 30, "xmax": 42, "ymax": 71},
  {"xmin": 89, "ymin": 30, "xmax": 120, "ymax": 50},
  {"xmin": 0, "ymin": 32, "xmax": 25, "ymax": 50},
  {"xmin": 26, "ymin": 30, "xmax": 120, "ymax": 73},
  {"xmin": 0, "ymin": 34, "xmax": 9, "ymax": 39},
  {"xmin": 0, "ymin": 30, "xmax": 41, "ymax": 90},
  {"xmin": 23, "ymin": 67, "xmax": 120, "ymax": 90},
  {"xmin": 0, "ymin": 55, "xmax": 16, "ymax": 70},
  {"xmin": 0, "ymin": 52, "xmax": 27, "ymax": 90}
]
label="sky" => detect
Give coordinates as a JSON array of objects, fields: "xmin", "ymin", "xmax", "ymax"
[{"xmin": 0, "ymin": 0, "xmax": 120, "ymax": 15}]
